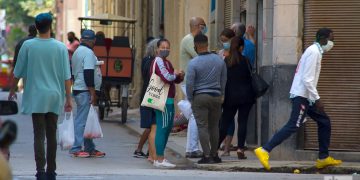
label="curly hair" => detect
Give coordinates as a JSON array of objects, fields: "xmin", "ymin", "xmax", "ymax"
[{"xmin": 145, "ymin": 38, "xmax": 160, "ymax": 57}]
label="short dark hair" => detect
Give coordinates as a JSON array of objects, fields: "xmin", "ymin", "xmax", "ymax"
[
  {"xmin": 28, "ymin": 25, "xmax": 37, "ymax": 37},
  {"xmin": 67, "ymin": 31, "xmax": 75, "ymax": 37},
  {"xmin": 157, "ymin": 38, "xmax": 170, "ymax": 47},
  {"xmin": 220, "ymin": 28, "xmax": 235, "ymax": 39},
  {"xmin": 316, "ymin": 28, "xmax": 333, "ymax": 41},
  {"xmin": 194, "ymin": 33, "xmax": 208, "ymax": 44},
  {"xmin": 35, "ymin": 13, "xmax": 53, "ymax": 34}
]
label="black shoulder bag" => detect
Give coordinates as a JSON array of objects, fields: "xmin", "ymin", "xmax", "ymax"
[{"xmin": 245, "ymin": 58, "xmax": 269, "ymax": 98}]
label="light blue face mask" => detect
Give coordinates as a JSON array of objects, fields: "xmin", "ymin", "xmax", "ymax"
[
  {"xmin": 159, "ymin": 50, "xmax": 170, "ymax": 58},
  {"xmin": 223, "ymin": 42, "xmax": 230, "ymax": 50},
  {"xmin": 201, "ymin": 26, "xmax": 208, "ymax": 34}
]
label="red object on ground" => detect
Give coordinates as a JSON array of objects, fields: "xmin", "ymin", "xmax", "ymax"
[
  {"xmin": 0, "ymin": 60, "xmax": 13, "ymax": 90},
  {"xmin": 0, "ymin": 73, "xmax": 9, "ymax": 88}
]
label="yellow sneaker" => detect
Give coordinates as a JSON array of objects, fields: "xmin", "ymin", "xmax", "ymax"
[
  {"xmin": 254, "ymin": 147, "xmax": 271, "ymax": 170},
  {"xmin": 315, "ymin": 156, "xmax": 342, "ymax": 169}
]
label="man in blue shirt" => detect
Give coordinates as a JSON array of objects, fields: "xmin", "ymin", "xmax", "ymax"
[
  {"xmin": 9, "ymin": 13, "xmax": 72, "ymax": 180},
  {"xmin": 186, "ymin": 34, "xmax": 227, "ymax": 164}
]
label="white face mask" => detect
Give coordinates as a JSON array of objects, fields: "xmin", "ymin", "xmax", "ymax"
[{"xmin": 321, "ymin": 40, "xmax": 334, "ymax": 52}]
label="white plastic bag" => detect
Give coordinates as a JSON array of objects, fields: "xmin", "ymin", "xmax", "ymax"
[
  {"xmin": 177, "ymin": 100, "xmax": 193, "ymax": 119},
  {"xmin": 58, "ymin": 112, "xmax": 75, "ymax": 150},
  {"xmin": 180, "ymin": 84, "xmax": 187, "ymax": 98},
  {"xmin": 84, "ymin": 105, "xmax": 103, "ymax": 139}
]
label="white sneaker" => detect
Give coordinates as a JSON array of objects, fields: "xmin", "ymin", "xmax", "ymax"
[{"xmin": 153, "ymin": 159, "xmax": 176, "ymax": 168}]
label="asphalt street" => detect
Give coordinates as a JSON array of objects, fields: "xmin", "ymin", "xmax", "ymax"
[{"xmin": 0, "ymin": 92, "xmax": 329, "ymax": 180}]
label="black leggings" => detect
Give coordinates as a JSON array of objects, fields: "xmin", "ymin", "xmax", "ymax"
[{"xmin": 219, "ymin": 103, "xmax": 253, "ymax": 149}]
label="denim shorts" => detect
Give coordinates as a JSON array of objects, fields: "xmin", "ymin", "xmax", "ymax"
[{"xmin": 140, "ymin": 106, "xmax": 156, "ymax": 128}]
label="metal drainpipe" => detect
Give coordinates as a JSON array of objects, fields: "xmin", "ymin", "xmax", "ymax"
[{"xmin": 255, "ymin": 0, "xmax": 261, "ymax": 147}]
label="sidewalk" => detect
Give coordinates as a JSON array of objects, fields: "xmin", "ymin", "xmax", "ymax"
[{"xmin": 107, "ymin": 107, "xmax": 360, "ymax": 175}]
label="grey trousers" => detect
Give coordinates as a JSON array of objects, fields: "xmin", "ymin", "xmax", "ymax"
[
  {"xmin": 192, "ymin": 94, "xmax": 222, "ymax": 157},
  {"xmin": 32, "ymin": 113, "xmax": 58, "ymax": 173}
]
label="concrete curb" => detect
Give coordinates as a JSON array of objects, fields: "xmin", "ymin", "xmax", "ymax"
[{"xmin": 110, "ymin": 111, "xmax": 360, "ymax": 174}]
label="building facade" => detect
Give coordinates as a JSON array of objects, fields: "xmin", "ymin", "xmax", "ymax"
[
  {"xmin": 85, "ymin": 0, "xmax": 360, "ymax": 161},
  {"xmin": 228, "ymin": 0, "xmax": 360, "ymax": 161},
  {"xmin": 56, "ymin": 0, "xmax": 87, "ymax": 42}
]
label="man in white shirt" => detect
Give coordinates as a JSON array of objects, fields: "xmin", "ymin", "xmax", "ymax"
[
  {"xmin": 254, "ymin": 28, "xmax": 342, "ymax": 170},
  {"xmin": 70, "ymin": 29, "xmax": 105, "ymax": 158}
]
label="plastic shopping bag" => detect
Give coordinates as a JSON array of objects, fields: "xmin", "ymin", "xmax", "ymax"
[
  {"xmin": 180, "ymin": 84, "xmax": 187, "ymax": 99},
  {"xmin": 58, "ymin": 112, "xmax": 75, "ymax": 150},
  {"xmin": 177, "ymin": 100, "xmax": 192, "ymax": 119},
  {"xmin": 84, "ymin": 105, "xmax": 103, "ymax": 139}
]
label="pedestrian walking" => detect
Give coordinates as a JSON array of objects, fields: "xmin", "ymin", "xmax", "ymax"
[
  {"xmin": 134, "ymin": 37, "xmax": 159, "ymax": 161},
  {"xmin": 186, "ymin": 34, "xmax": 227, "ymax": 164},
  {"xmin": 13, "ymin": 24, "xmax": 37, "ymax": 67},
  {"xmin": 70, "ymin": 29, "xmax": 105, "ymax": 158},
  {"xmin": 0, "ymin": 35, "xmax": 7, "ymax": 56},
  {"xmin": 8, "ymin": 13, "xmax": 72, "ymax": 180},
  {"xmin": 254, "ymin": 28, "xmax": 342, "ymax": 170},
  {"xmin": 179, "ymin": 17, "xmax": 207, "ymax": 158},
  {"xmin": 66, "ymin": 31, "xmax": 80, "ymax": 61},
  {"xmin": 152, "ymin": 39, "xmax": 184, "ymax": 168},
  {"xmin": 11, "ymin": 24, "xmax": 37, "ymax": 112},
  {"xmin": 218, "ymin": 37, "xmax": 255, "ymax": 159}
]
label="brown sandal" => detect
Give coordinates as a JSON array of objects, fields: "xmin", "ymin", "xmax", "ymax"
[{"xmin": 237, "ymin": 150, "xmax": 247, "ymax": 159}]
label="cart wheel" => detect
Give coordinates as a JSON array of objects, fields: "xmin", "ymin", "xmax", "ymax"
[
  {"xmin": 99, "ymin": 105, "xmax": 105, "ymax": 120},
  {"xmin": 121, "ymin": 97, "xmax": 128, "ymax": 124},
  {"xmin": 98, "ymin": 100, "xmax": 106, "ymax": 121}
]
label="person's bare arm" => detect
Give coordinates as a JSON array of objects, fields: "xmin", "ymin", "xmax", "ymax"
[
  {"xmin": 245, "ymin": 25, "xmax": 256, "ymax": 44},
  {"xmin": 64, "ymin": 79, "xmax": 72, "ymax": 112},
  {"xmin": 8, "ymin": 77, "xmax": 20, "ymax": 100},
  {"xmin": 88, "ymin": 87, "xmax": 97, "ymax": 105}
]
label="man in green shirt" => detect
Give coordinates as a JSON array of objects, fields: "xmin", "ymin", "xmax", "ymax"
[
  {"xmin": 9, "ymin": 13, "xmax": 72, "ymax": 180},
  {"xmin": 180, "ymin": 17, "xmax": 207, "ymax": 71}
]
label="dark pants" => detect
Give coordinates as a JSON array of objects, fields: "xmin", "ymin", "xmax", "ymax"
[
  {"xmin": 219, "ymin": 103, "xmax": 253, "ymax": 149},
  {"xmin": 263, "ymin": 96, "xmax": 331, "ymax": 159},
  {"xmin": 192, "ymin": 94, "xmax": 222, "ymax": 157},
  {"xmin": 32, "ymin": 113, "xmax": 58, "ymax": 173}
]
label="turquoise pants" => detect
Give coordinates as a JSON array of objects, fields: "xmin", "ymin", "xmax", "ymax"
[{"xmin": 155, "ymin": 98, "xmax": 174, "ymax": 156}]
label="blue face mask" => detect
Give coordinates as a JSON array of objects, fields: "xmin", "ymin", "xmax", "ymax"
[
  {"xmin": 223, "ymin": 42, "xmax": 230, "ymax": 50},
  {"xmin": 201, "ymin": 26, "xmax": 208, "ymax": 34}
]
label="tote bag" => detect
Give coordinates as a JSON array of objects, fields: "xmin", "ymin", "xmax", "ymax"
[{"xmin": 141, "ymin": 58, "xmax": 170, "ymax": 112}]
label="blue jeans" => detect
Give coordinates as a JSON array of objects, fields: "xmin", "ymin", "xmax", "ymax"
[
  {"xmin": 263, "ymin": 96, "xmax": 331, "ymax": 159},
  {"xmin": 70, "ymin": 92, "xmax": 95, "ymax": 153}
]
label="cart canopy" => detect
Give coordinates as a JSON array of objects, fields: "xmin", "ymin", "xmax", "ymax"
[{"xmin": 78, "ymin": 13, "xmax": 137, "ymax": 23}]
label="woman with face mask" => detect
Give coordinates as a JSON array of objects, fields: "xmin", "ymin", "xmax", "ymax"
[
  {"xmin": 66, "ymin": 31, "xmax": 80, "ymax": 61},
  {"xmin": 150, "ymin": 39, "xmax": 184, "ymax": 168},
  {"xmin": 218, "ymin": 28, "xmax": 235, "ymax": 59},
  {"xmin": 217, "ymin": 28, "xmax": 236, "ymax": 157},
  {"xmin": 219, "ymin": 36, "xmax": 256, "ymax": 160}
]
